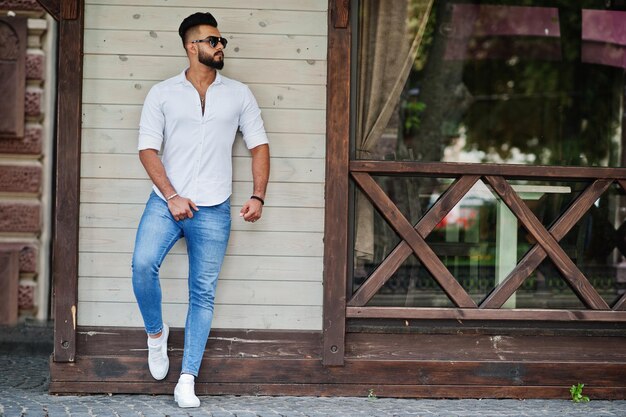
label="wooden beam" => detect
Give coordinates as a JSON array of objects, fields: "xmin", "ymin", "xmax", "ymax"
[
  {"xmin": 73, "ymin": 327, "xmax": 626, "ymax": 361},
  {"xmin": 484, "ymin": 175, "xmax": 610, "ymax": 310},
  {"xmin": 51, "ymin": 328, "xmax": 626, "ymax": 398},
  {"xmin": 75, "ymin": 327, "xmax": 323, "ymax": 357},
  {"xmin": 414, "ymin": 175, "xmax": 481, "ymax": 234},
  {"xmin": 323, "ymin": 0, "xmax": 352, "ymax": 366},
  {"xmin": 61, "ymin": 0, "xmax": 80, "ymax": 20},
  {"xmin": 36, "ymin": 0, "xmax": 60, "ymax": 21},
  {"xmin": 348, "ymin": 175, "xmax": 480, "ymax": 307},
  {"xmin": 51, "ymin": 354, "xmax": 626, "ymax": 386},
  {"xmin": 482, "ymin": 179, "xmax": 613, "ymax": 308},
  {"xmin": 332, "ymin": 0, "xmax": 349, "ymax": 28},
  {"xmin": 352, "ymin": 172, "xmax": 476, "ymax": 308},
  {"xmin": 351, "ymin": 161, "xmax": 626, "ymax": 180},
  {"xmin": 347, "ymin": 306, "xmax": 626, "ymax": 321},
  {"xmin": 52, "ymin": 0, "xmax": 83, "ymax": 362}
]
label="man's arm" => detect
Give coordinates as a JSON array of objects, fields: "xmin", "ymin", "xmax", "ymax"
[
  {"xmin": 139, "ymin": 149, "xmax": 198, "ymax": 221},
  {"xmin": 240, "ymin": 144, "xmax": 270, "ymax": 222}
]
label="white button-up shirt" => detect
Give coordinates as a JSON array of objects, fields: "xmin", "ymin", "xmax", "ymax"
[{"xmin": 138, "ymin": 70, "xmax": 269, "ymax": 206}]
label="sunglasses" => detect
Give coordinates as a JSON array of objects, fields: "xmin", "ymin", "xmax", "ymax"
[{"xmin": 191, "ymin": 36, "xmax": 228, "ymax": 48}]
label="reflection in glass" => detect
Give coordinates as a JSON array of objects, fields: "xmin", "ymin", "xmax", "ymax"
[{"xmin": 352, "ymin": 0, "xmax": 626, "ymax": 310}]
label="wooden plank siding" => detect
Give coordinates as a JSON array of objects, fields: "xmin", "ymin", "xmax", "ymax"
[
  {"xmin": 83, "ymin": 80, "xmax": 326, "ymax": 108},
  {"xmin": 78, "ymin": 0, "xmax": 327, "ymax": 330},
  {"xmin": 81, "ymin": 153, "xmax": 325, "ymax": 183},
  {"xmin": 81, "ymin": 179, "xmax": 325, "ymax": 207},
  {"xmin": 85, "ymin": 5, "xmax": 327, "ymax": 35},
  {"xmin": 83, "ymin": 56, "xmax": 327, "ymax": 84},
  {"xmin": 84, "ymin": 0, "xmax": 327, "ymax": 11}
]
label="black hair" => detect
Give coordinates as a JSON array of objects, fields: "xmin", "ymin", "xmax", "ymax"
[{"xmin": 178, "ymin": 12, "xmax": 218, "ymax": 44}]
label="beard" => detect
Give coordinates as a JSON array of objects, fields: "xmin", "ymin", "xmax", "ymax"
[{"xmin": 199, "ymin": 49, "xmax": 224, "ymax": 70}]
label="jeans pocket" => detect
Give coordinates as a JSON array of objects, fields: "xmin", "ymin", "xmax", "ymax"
[{"xmin": 216, "ymin": 198, "xmax": 231, "ymax": 215}]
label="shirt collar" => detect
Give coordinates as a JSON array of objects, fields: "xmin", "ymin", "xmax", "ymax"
[{"xmin": 177, "ymin": 69, "xmax": 223, "ymax": 86}]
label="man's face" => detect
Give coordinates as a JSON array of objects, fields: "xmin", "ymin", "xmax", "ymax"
[{"xmin": 190, "ymin": 25, "xmax": 225, "ymax": 70}]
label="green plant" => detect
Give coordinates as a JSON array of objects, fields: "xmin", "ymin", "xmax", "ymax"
[
  {"xmin": 402, "ymin": 100, "xmax": 427, "ymax": 132},
  {"xmin": 367, "ymin": 388, "xmax": 377, "ymax": 401},
  {"xmin": 570, "ymin": 383, "xmax": 590, "ymax": 403}
]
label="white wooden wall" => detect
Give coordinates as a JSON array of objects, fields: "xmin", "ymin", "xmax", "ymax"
[{"xmin": 79, "ymin": 0, "xmax": 327, "ymax": 330}]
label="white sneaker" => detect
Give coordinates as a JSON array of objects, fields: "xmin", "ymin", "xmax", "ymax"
[
  {"xmin": 147, "ymin": 323, "xmax": 169, "ymax": 380},
  {"xmin": 174, "ymin": 378, "xmax": 200, "ymax": 408}
]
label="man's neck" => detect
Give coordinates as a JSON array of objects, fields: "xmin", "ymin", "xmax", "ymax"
[{"xmin": 186, "ymin": 65, "xmax": 217, "ymax": 88}]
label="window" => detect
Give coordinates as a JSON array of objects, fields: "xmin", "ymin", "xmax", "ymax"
[{"xmin": 351, "ymin": 0, "xmax": 626, "ymax": 310}]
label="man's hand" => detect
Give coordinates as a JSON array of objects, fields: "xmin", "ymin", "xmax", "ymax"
[
  {"xmin": 168, "ymin": 196, "xmax": 199, "ymax": 221},
  {"xmin": 240, "ymin": 198, "xmax": 263, "ymax": 222}
]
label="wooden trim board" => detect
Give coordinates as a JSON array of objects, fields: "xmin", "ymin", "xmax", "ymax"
[
  {"xmin": 322, "ymin": 0, "xmax": 351, "ymax": 366},
  {"xmin": 50, "ymin": 328, "xmax": 626, "ymax": 399},
  {"xmin": 51, "ymin": 0, "xmax": 84, "ymax": 363}
]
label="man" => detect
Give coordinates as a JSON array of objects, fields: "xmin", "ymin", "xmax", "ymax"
[{"xmin": 131, "ymin": 12, "xmax": 270, "ymax": 408}]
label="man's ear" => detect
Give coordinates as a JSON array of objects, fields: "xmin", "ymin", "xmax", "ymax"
[{"xmin": 184, "ymin": 42, "xmax": 196, "ymax": 57}]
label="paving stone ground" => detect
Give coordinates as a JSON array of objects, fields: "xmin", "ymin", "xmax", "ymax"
[{"xmin": 2, "ymin": 323, "xmax": 626, "ymax": 417}]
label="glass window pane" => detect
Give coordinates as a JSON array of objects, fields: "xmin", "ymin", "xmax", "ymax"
[
  {"xmin": 351, "ymin": 0, "xmax": 626, "ymax": 310},
  {"xmin": 354, "ymin": 1, "xmax": 626, "ymax": 167}
]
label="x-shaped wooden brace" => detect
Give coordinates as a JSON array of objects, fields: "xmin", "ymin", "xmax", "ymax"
[
  {"xmin": 480, "ymin": 178, "xmax": 616, "ymax": 309},
  {"xmin": 349, "ymin": 173, "xmax": 480, "ymax": 308},
  {"xmin": 485, "ymin": 178, "xmax": 626, "ymax": 311},
  {"xmin": 482, "ymin": 176, "xmax": 611, "ymax": 310},
  {"xmin": 350, "ymin": 173, "xmax": 624, "ymax": 311}
]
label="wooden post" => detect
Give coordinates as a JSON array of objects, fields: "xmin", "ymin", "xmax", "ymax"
[
  {"xmin": 323, "ymin": 0, "xmax": 351, "ymax": 366},
  {"xmin": 52, "ymin": 0, "xmax": 83, "ymax": 363}
]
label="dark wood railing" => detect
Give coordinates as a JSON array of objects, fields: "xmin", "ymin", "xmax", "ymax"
[{"xmin": 348, "ymin": 161, "xmax": 626, "ymax": 321}]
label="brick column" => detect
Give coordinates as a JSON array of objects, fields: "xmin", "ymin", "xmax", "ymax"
[{"xmin": 0, "ymin": 0, "xmax": 51, "ymax": 320}]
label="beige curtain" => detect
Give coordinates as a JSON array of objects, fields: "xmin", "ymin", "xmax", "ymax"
[{"xmin": 354, "ymin": 0, "xmax": 434, "ymax": 260}]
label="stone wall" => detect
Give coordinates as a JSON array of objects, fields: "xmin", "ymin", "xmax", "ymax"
[{"xmin": 0, "ymin": 0, "xmax": 53, "ymax": 320}]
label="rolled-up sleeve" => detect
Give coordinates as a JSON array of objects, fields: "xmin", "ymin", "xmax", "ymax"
[
  {"xmin": 138, "ymin": 85, "xmax": 165, "ymax": 151},
  {"xmin": 239, "ymin": 86, "xmax": 269, "ymax": 149}
]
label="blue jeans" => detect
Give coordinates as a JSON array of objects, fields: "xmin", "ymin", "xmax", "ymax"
[{"xmin": 132, "ymin": 192, "xmax": 231, "ymax": 376}]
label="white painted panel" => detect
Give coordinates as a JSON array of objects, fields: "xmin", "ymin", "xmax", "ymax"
[
  {"xmin": 80, "ymin": 203, "xmax": 324, "ymax": 232},
  {"xmin": 85, "ymin": 30, "xmax": 326, "ymax": 60},
  {"xmin": 83, "ymin": 79, "xmax": 325, "ymax": 109},
  {"xmin": 81, "ymin": 129, "xmax": 325, "ymax": 159},
  {"xmin": 82, "ymin": 104, "xmax": 326, "ymax": 134},
  {"xmin": 77, "ymin": 302, "xmax": 323, "ymax": 330},
  {"xmin": 79, "ymin": 252, "xmax": 323, "ymax": 281},
  {"xmin": 83, "ymin": 55, "xmax": 326, "ymax": 85},
  {"xmin": 80, "ymin": 228, "xmax": 324, "ymax": 257},
  {"xmin": 81, "ymin": 153, "xmax": 325, "ymax": 183},
  {"xmin": 79, "ymin": 1, "xmax": 328, "ymax": 331},
  {"xmin": 79, "ymin": 277, "xmax": 322, "ymax": 305},
  {"xmin": 80, "ymin": 178, "xmax": 325, "ymax": 207},
  {"xmin": 85, "ymin": 5, "xmax": 326, "ymax": 36},
  {"xmin": 85, "ymin": 0, "xmax": 327, "ymax": 12}
]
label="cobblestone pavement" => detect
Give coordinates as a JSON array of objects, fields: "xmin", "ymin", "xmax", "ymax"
[{"xmin": 2, "ymin": 351, "xmax": 626, "ymax": 417}]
